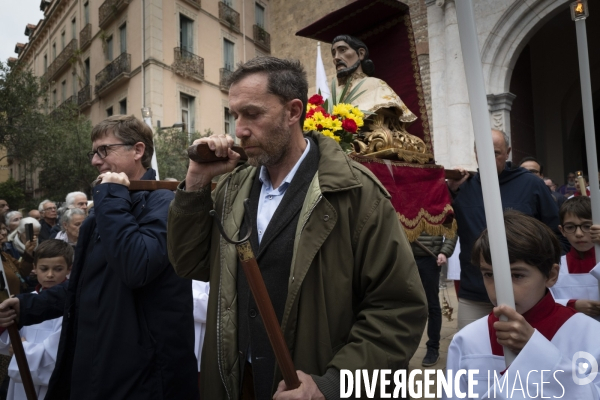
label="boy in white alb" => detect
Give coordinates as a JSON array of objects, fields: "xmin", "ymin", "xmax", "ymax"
[
  {"xmin": 0, "ymin": 240, "xmax": 72, "ymax": 400},
  {"xmin": 550, "ymin": 196, "xmax": 600, "ymax": 317},
  {"xmin": 443, "ymin": 212, "xmax": 600, "ymax": 399}
]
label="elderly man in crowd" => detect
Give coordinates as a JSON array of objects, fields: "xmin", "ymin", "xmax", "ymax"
[
  {"xmin": 0, "ymin": 200, "xmax": 9, "ymax": 222},
  {"xmin": 65, "ymin": 191, "xmax": 89, "ymax": 214},
  {"xmin": 0, "ymin": 115, "xmax": 198, "ymax": 399},
  {"xmin": 28, "ymin": 209, "xmax": 41, "ymax": 221},
  {"xmin": 168, "ymin": 56, "xmax": 426, "ymax": 399},
  {"xmin": 38, "ymin": 200, "xmax": 58, "ymax": 243},
  {"xmin": 449, "ymin": 130, "xmax": 566, "ymax": 330}
]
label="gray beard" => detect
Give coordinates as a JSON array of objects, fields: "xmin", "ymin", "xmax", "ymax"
[{"xmin": 336, "ymin": 60, "xmax": 361, "ymax": 79}]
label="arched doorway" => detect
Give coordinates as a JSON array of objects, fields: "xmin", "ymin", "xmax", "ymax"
[{"xmin": 499, "ymin": 2, "xmax": 600, "ymax": 185}]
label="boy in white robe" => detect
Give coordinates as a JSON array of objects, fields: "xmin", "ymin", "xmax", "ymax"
[
  {"xmin": 443, "ymin": 211, "xmax": 600, "ymax": 399},
  {"xmin": 550, "ymin": 196, "xmax": 600, "ymax": 317},
  {"xmin": 0, "ymin": 240, "xmax": 72, "ymax": 400}
]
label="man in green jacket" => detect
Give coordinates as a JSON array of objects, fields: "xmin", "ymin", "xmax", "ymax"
[{"xmin": 167, "ymin": 56, "xmax": 427, "ymax": 399}]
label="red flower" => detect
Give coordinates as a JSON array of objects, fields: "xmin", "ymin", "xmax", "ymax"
[
  {"xmin": 308, "ymin": 94, "xmax": 324, "ymax": 106},
  {"xmin": 342, "ymin": 118, "xmax": 358, "ymax": 133}
]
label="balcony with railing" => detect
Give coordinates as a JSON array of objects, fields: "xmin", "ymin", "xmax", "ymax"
[
  {"xmin": 95, "ymin": 53, "xmax": 131, "ymax": 96},
  {"xmin": 50, "ymin": 95, "xmax": 78, "ymax": 118},
  {"xmin": 80, "ymin": 23, "xmax": 92, "ymax": 49},
  {"xmin": 99, "ymin": 0, "xmax": 130, "ymax": 29},
  {"xmin": 78, "ymin": 85, "xmax": 92, "ymax": 109},
  {"xmin": 172, "ymin": 48, "xmax": 204, "ymax": 82},
  {"xmin": 253, "ymin": 25, "xmax": 271, "ymax": 52},
  {"xmin": 219, "ymin": 68, "xmax": 233, "ymax": 91},
  {"xmin": 43, "ymin": 39, "xmax": 77, "ymax": 83},
  {"xmin": 219, "ymin": 2, "xmax": 240, "ymax": 31}
]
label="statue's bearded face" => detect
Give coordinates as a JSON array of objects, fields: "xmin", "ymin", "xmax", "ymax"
[{"xmin": 332, "ymin": 41, "xmax": 363, "ymax": 79}]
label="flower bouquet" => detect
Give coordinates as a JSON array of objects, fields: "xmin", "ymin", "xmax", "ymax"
[{"xmin": 303, "ymin": 79, "xmax": 368, "ymax": 152}]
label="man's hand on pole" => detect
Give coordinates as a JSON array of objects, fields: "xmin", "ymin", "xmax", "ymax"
[
  {"xmin": 98, "ymin": 172, "xmax": 131, "ymax": 187},
  {"xmin": 492, "ymin": 305, "xmax": 534, "ymax": 355},
  {"xmin": 185, "ymin": 135, "xmax": 241, "ymax": 192},
  {"xmin": 0, "ymin": 297, "xmax": 20, "ymax": 328},
  {"xmin": 447, "ymin": 167, "xmax": 470, "ymax": 193},
  {"xmin": 272, "ymin": 371, "xmax": 325, "ymax": 400}
]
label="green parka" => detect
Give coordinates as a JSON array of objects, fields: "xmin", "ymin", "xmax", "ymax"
[{"xmin": 168, "ymin": 132, "xmax": 427, "ymax": 399}]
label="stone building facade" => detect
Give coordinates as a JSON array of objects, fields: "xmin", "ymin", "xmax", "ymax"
[{"xmin": 10, "ymin": 0, "xmax": 274, "ymax": 189}]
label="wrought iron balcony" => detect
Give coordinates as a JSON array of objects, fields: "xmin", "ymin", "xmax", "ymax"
[
  {"xmin": 78, "ymin": 85, "xmax": 92, "ymax": 109},
  {"xmin": 219, "ymin": 2, "xmax": 240, "ymax": 31},
  {"xmin": 95, "ymin": 53, "xmax": 131, "ymax": 96},
  {"xmin": 99, "ymin": 0, "xmax": 130, "ymax": 29},
  {"xmin": 253, "ymin": 25, "xmax": 271, "ymax": 52},
  {"xmin": 43, "ymin": 39, "xmax": 77, "ymax": 82},
  {"xmin": 219, "ymin": 68, "xmax": 233, "ymax": 90},
  {"xmin": 172, "ymin": 48, "xmax": 204, "ymax": 82},
  {"xmin": 80, "ymin": 23, "xmax": 92, "ymax": 49}
]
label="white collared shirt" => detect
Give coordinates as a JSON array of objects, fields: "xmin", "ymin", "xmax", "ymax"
[{"xmin": 256, "ymin": 138, "xmax": 310, "ymax": 244}]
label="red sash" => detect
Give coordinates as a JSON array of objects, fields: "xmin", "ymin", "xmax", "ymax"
[
  {"xmin": 566, "ymin": 247, "xmax": 596, "ymax": 274},
  {"xmin": 488, "ymin": 291, "xmax": 577, "ymax": 356}
]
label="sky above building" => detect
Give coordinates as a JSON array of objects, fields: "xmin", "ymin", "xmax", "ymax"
[{"xmin": 0, "ymin": 1, "xmax": 45, "ymax": 63}]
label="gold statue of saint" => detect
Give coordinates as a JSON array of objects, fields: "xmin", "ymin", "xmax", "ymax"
[{"xmin": 331, "ymin": 35, "xmax": 432, "ymax": 163}]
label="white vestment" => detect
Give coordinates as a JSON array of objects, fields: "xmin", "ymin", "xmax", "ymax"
[
  {"xmin": 0, "ymin": 292, "xmax": 62, "ymax": 400},
  {"xmin": 443, "ymin": 311, "xmax": 600, "ymax": 399},
  {"xmin": 192, "ymin": 280, "xmax": 210, "ymax": 372}
]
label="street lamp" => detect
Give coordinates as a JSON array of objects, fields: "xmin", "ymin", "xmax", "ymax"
[{"xmin": 570, "ymin": 0, "xmax": 589, "ymax": 20}]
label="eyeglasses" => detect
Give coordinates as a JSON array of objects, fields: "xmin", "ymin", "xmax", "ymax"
[
  {"xmin": 44, "ymin": 206, "xmax": 57, "ymax": 211},
  {"xmin": 562, "ymin": 223, "xmax": 592, "ymax": 234},
  {"xmin": 87, "ymin": 143, "xmax": 132, "ymax": 162}
]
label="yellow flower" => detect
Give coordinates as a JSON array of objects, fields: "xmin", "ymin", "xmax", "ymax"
[{"xmin": 303, "ymin": 118, "xmax": 317, "ymax": 132}]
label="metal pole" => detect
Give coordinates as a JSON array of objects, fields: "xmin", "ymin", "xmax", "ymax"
[
  {"xmin": 575, "ymin": 19, "xmax": 600, "ymax": 258},
  {"xmin": 455, "ymin": 0, "xmax": 516, "ymax": 366}
]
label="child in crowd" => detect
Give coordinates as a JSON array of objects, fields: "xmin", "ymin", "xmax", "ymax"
[
  {"xmin": 443, "ymin": 211, "xmax": 600, "ymax": 399},
  {"xmin": 0, "ymin": 240, "xmax": 73, "ymax": 400},
  {"xmin": 551, "ymin": 196, "xmax": 600, "ymax": 318}
]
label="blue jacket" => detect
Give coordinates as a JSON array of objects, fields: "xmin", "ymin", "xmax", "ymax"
[
  {"xmin": 453, "ymin": 165, "xmax": 566, "ymax": 303},
  {"xmin": 18, "ymin": 169, "xmax": 198, "ymax": 400}
]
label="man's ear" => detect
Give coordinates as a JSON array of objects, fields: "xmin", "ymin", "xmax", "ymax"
[
  {"xmin": 546, "ymin": 263, "xmax": 560, "ymax": 288},
  {"xmin": 287, "ymin": 99, "xmax": 304, "ymax": 126},
  {"xmin": 132, "ymin": 142, "xmax": 145, "ymax": 162},
  {"xmin": 506, "ymin": 146, "xmax": 512, "ymax": 159},
  {"xmin": 357, "ymin": 48, "xmax": 366, "ymax": 61}
]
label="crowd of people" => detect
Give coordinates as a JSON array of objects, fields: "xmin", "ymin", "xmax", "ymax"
[{"xmin": 0, "ymin": 53, "xmax": 595, "ymax": 400}]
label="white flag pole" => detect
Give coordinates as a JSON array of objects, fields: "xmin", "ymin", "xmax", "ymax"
[
  {"xmin": 141, "ymin": 107, "xmax": 159, "ymax": 180},
  {"xmin": 455, "ymin": 0, "xmax": 516, "ymax": 366},
  {"xmin": 570, "ymin": 1, "xmax": 600, "ymax": 295},
  {"xmin": 316, "ymin": 42, "xmax": 331, "ymax": 101}
]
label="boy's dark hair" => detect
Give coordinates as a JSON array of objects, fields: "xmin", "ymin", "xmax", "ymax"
[
  {"xmin": 471, "ymin": 211, "xmax": 560, "ymax": 278},
  {"xmin": 34, "ymin": 239, "xmax": 74, "ymax": 268},
  {"xmin": 559, "ymin": 196, "xmax": 591, "ymax": 225}
]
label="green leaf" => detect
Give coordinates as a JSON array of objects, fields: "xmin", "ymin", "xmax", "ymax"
[{"xmin": 343, "ymin": 79, "xmax": 367, "ymax": 105}]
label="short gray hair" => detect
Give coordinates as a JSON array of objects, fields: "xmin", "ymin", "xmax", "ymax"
[
  {"xmin": 5, "ymin": 211, "xmax": 22, "ymax": 226},
  {"xmin": 38, "ymin": 199, "xmax": 54, "ymax": 212},
  {"xmin": 60, "ymin": 208, "xmax": 86, "ymax": 232},
  {"xmin": 226, "ymin": 57, "xmax": 308, "ymax": 128},
  {"xmin": 17, "ymin": 217, "xmax": 41, "ymax": 233},
  {"xmin": 65, "ymin": 191, "xmax": 87, "ymax": 207}
]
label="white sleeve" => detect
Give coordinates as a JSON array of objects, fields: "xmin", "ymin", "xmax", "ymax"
[
  {"xmin": 192, "ymin": 281, "xmax": 209, "ymax": 372},
  {"xmin": 0, "ymin": 330, "xmax": 11, "ymax": 356},
  {"xmin": 549, "ymin": 289, "xmax": 569, "ymax": 307},
  {"xmin": 482, "ymin": 330, "xmax": 600, "ymax": 399},
  {"xmin": 8, "ymin": 320, "xmax": 62, "ymax": 387},
  {"xmin": 442, "ymin": 337, "xmax": 468, "ymax": 400}
]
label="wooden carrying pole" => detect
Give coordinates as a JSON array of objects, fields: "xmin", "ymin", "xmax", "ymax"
[
  {"xmin": 0, "ymin": 262, "xmax": 37, "ymax": 400},
  {"xmin": 455, "ymin": 0, "xmax": 517, "ymax": 366},
  {"xmin": 210, "ymin": 201, "xmax": 300, "ymax": 391}
]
